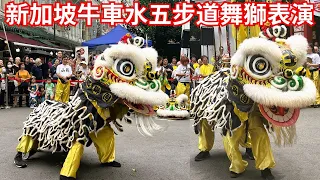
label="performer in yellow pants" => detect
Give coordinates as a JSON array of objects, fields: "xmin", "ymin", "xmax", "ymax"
[
  {"xmin": 195, "ymin": 120, "xmax": 253, "ymax": 161},
  {"xmin": 16, "ymin": 125, "xmax": 118, "ymax": 179},
  {"xmin": 223, "ymin": 105, "xmax": 275, "ymax": 178},
  {"xmin": 310, "ymin": 70, "xmax": 320, "ymax": 106},
  {"xmin": 54, "ymin": 79, "xmax": 70, "ymax": 103},
  {"xmin": 176, "ymin": 82, "xmax": 190, "ymax": 99}
]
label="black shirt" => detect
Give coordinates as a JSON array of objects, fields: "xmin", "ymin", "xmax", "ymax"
[
  {"xmin": 13, "ymin": 65, "xmax": 19, "ymax": 74},
  {"xmin": 25, "ymin": 63, "xmax": 33, "ymax": 73},
  {"xmin": 50, "ymin": 66, "xmax": 57, "ymax": 77},
  {"xmin": 31, "ymin": 65, "xmax": 43, "ymax": 80},
  {"xmin": 163, "ymin": 64, "xmax": 173, "ymax": 79},
  {"xmin": 41, "ymin": 63, "xmax": 49, "ymax": 79}
]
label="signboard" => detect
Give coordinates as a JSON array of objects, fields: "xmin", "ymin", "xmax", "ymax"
[{"xmin": 75, "ymin": 46, "xmax": 89, "ymax": 64}]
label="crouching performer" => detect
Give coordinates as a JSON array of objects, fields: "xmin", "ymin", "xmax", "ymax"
[
  {"xmin": 13, "ymin": 35, "xmax": 169, "ymax": 180},
  {"xmin": 190, "ymin": 25, "xmax": 316, "ymax": 179}
]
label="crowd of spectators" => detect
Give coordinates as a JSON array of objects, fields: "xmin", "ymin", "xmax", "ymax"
[{"xmin": 0, "ymin": 51, "xmax": 91, "ymax": 109}]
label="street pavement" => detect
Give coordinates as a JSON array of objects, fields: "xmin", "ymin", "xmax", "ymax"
[{"xmin": 0, "ymin": 107, "xmax": 319, "ymax": 180}]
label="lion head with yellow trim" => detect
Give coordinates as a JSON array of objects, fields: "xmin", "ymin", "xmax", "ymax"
[{"xmin": 230, "ymin": 25, "xmax": 316, "ymax": 127}]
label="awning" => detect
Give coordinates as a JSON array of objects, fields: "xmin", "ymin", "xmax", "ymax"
[
  {"xmin": 28, "ymin": 50, "xmax": 52, "ymax": 56},
  {"xmin": 0, "ymin": 31, "xmax": 72, "ymax": 52},
  {"xmin": 13, "ymin": 42, "xmax": 73, "ymax": 52}
]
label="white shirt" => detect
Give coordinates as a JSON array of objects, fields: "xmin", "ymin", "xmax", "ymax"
[
  {"xmin": 155, "ymin": 66, "xmax": 163, "ymax": 72},
  {"xmin": 0, "ymin": 67, "xmax": 6, "ymax": 90},
  {"xmin": 56, "ymin": 64, "xmax": 72, "ymax": 78},
  {"xmin": 193, "ymin": 67, "xmax": 201, "ymax": 82},
  {"xmin": 176, "ymin": 64, "xmax": 191, "ymax": 82},
  {"xmin": 307, "ymin": 53, "xmax": 320, "ymax": 70},
  {"xmin": 78, "ymin": 66, "xmax": 89, "ymax": 80}
]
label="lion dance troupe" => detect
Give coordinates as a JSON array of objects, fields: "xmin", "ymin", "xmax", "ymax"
[{"xmin": 12, "ymin": 25, "xmax": 316, "ymax": 180}]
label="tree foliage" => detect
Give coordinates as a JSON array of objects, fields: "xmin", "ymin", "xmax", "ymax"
[
  {"xmin": 125, "ymin": 0, "xmax": 182, "ymax": 55},
  {"xmin": 125, "ymin": 0, "xmax": 201, "ymax": 55}
]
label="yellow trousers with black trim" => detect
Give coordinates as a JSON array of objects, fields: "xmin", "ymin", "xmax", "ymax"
[
  {"xmin": 198, "ymin": 120, "xmax": 251, "ymax": 152},
  {"xmin": 222, "ymin": 107, "xmax": 275, "ymax": 174},
  {"xmin": 310, "ymin": 70, "xmax": 320, "ymax": 105},
  {"xmin": 54, "ymin": 79, "xmax": 70, "ymax": 103},
  {"xmin": 16, "ymin": 126, "xmax": 115, "ymax": 179}
]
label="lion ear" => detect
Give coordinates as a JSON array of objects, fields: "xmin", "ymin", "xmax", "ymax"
[
  {"xmin": 285, "ymin": 35, "xmax": 308, "ymax": 68},
  {"xmin": 141, "ymin": 47, "xmax": 158, "ymax": 71}
]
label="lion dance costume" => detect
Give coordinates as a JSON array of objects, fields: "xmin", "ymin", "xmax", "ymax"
[
  {"xmin": 13, "ymin": 35, "xmax": 169, "ymax": 180},
  {"xmin": 190, "ymin": 25, "xmax": 316, "ymax": 179},
  {"xmin": 156, "ymin": 90, "xmax": 189, "ymax": 120}
]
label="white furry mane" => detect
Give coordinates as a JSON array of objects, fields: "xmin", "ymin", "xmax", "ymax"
[
  {"xmin": 109, "ymin": 83, "xmax": 168, "ymax": 106},
  {"xmin": 176, "ymin": 94, "xmax": 188, "ymax": 106},
  {"xmin": 243, "ymin": 77, "xmax": 316, "ymax": 108},
  {"xmin": 94, "ymin": 44, "xmax": 158, "ymax": 75},
  {"xmin": 231, "ymin": 37, "xmax": 282, "ymax": 73},
  {"xmin": 285, "ymin": 35, "xmax": 308, "ymax": 68}
]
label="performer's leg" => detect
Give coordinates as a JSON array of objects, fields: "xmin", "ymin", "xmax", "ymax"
[
  {"xmin": 54, "ymin": 80, "xmax": 64, "ymax": 102},
  {"xmin": 248, "ymin": 109, "xmax": 275, "ymax": 180},
  {"xmin": 239, "ymin": 133, "xmax": 254, "ymax": 160},
  {"xmin": 223, "ymin": 124, "xmax": 248, "ymax": 177},
  {"xmin": 14, "ymin": 135, "xmax": 36, "ymax": 168},
  {"xmin": 195, "ymin": 120, "xmax": 214, "ymax": 161},
  {"xmin": 61, "ymin": 81, "xmax": 70, "ymax": 103},
  {"xmin": 185, "ymin": 83, "xmax": 191, "ymax": 105},
  {"xmin": 312, "ymin": 71, "xmax": 320, "ymax": 105},
  {"xmin": 175, "ymin": 82, "xmax": 186, "ymax": 96},
  {"xmin": 89, "ymin": 125, "xmax": 121, "ymax": 167},
  {"xmin": 60, "ymin": 141, "xmax": 84, "ymax": 179}
]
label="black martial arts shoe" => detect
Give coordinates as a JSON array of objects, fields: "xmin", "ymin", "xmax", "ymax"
[
  {"xmin": 102, "ymin": 161, "xmax": 121, "ymax": 167},
  {"xmin": 59, "ymin": 175, "xmax": 76, "ymax": 180},
  {"xmin": 261, "ymin": 168, "xmax": 275, "ymax": 180},
  {"xmin": 230, "ymin": 171, "xmax": 242, "ymax": 178},
  {"xmin": 194, "ymin": 151, "xmax": 210, "ymax": 161},
  {"xmin": 14, "ymin": 152, "xmax": 27, "ymax": 168},
  {"xmin": 245, "ymin": 148, "xmax": 255, "ymax": 160}
]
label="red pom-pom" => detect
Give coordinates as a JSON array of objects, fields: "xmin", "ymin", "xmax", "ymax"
[{"xmin": 120, "ymin": 33, "xmax": 132, "ymax": 43}]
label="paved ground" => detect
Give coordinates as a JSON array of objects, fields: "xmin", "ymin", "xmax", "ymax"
[{"xmin": 0, "ymin": 107, "xmax": 319, "ymax": 180}]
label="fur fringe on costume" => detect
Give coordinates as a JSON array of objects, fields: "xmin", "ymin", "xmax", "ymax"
[{"xmin": 270, "ymin": 125, "xmax": 297, "ymax": 146}]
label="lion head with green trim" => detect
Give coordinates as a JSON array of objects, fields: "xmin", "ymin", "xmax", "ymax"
[
  {"xmin": 157, "ymin": 91, "xmax": 189, "ymax": 119},
  {"xmin": 230, "ymin": 25, "xmax": 316, "ymax": 127},
  {"xmin": 91, "ymin": 35, "xmax": 168, "ymax": 116}
]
